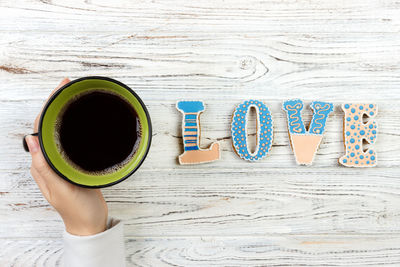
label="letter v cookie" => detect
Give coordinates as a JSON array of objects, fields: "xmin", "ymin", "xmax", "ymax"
[{"xmin": 283, "ymin": 99, "xmax": 333, "ymax": 165}]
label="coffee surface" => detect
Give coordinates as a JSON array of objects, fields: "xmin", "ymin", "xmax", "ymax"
[{"xmin": 57, "ymin": 91, "xmax": 140, "ymax": 173}]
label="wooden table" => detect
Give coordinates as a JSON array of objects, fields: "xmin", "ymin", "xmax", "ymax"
[{"xmin": 1, "ymin": 0, "xmax": 400, "ymax": 266}]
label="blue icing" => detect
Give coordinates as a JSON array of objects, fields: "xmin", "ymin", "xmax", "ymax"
[
  {"xmin": 177, "ymin": 101, "xmax": 204, "ymax": 113},
  {"xmin": 185, "ymin": 146, "xmax": 199, "ymax": 151},
  {"xmin": 282, "ymin": 99, "xmax": 306, "ymax": 134},
  {"xmin": 309, "ymin": 101, "xmax": 334, "ymax": 134},
  {"xmin": 177, "ymin": 101, "xmax": 205, "ymax": 152},
  {"xmin": 184, "ymin": 128, "xmax": 197, "ymax": 132},
  {"xmin": 185, "ymin": 114, "xmax": 197, "ymax": 120},
  {"xmin": 282, "ymin": 100, "xmax": 333, "ymax": 135},
  {"xmin": 231, "ymin": 100, "xmax": 273, "ymax": 161}
]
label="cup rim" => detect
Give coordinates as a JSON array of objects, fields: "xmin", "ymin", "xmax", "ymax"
[{"xmin": 38, "ymin": 76, "xmax": 152, "ymax": 188}]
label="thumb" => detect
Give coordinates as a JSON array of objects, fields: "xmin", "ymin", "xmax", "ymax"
[{"xmin": 25, "ymin": 135, "xmax": 40, "ymax": 154}]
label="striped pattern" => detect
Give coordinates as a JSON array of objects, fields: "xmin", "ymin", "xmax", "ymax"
[{"xmin": 183, "ymin": 112, "xmax": 199, "ymax": 150}]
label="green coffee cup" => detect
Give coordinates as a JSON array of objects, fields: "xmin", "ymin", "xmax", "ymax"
[{"xmin": 23, "ymin": 77, "xmax": 152, "ymax": 188}]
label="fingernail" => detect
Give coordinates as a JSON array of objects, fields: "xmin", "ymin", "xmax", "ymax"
[
  {"xmin": 26, "ymin": 135, "xmax": 39, "ymax": 153},
  {"xmin": 57, "ymin": 78, "xmax": 70, "ymax": 88}
]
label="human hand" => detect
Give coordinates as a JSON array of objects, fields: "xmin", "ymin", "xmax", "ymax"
[{"xmin": 25, "ymin": 78, "xmax": 108, "ymax": 236}]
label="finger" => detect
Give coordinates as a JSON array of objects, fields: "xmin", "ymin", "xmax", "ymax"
[
  {"xmin": 25, "ymin": 134, "xmax": 39, "ymax": 154},
  {"xmin": 26, "ymin": 135, "xmax": 74, "ymax": 202},
  {"xmin": 34, "ymin": 78, "xmax": 70, "ymax": 132},
  {"xmin": 30, "ymin": 166, "xmax": 51, "ymax": 201},
  {"xmin": 26, "ymin": 135, "xmax": 57, "ymax": 182},
  {"xmin": 26, "ymin": 135, "xmax": 50, "ymax": 174},
  {"xmin": 49, "ymin": 77, "xmax": 70, "ymax": 98},
  {"xmin": 26, "ymin": 135, "xmax": 51, "ymax": 197}
]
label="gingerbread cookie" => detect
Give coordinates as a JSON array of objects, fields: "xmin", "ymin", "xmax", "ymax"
[
  {"xmin": 176, "ymin": 101, "xmax": 220, "ymax": 164},
  {"xmin": 231, "ymin": 100, "xmax": 273, "ymax": 161},
  {"xmin": 339, "ymin": 103, "xmax": 378, "ymax": 167},
  {"xmin": 283, "ymin": 99, "xmax": 333, "ymax": 165}
]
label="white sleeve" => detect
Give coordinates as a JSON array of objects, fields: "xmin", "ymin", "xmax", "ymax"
[{"xmin": 62, "ymin": 217, "xmax": 126, "ymax": 267}]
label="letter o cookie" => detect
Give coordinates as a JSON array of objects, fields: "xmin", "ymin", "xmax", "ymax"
[{"xmin": 231, "ymin": 100, "xmax": 273, "ymax": 161}]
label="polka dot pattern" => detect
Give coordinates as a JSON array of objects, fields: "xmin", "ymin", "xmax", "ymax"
[
  {"xmin": 339, "ymin": 103, "xmax": 378, "ymax": 167},
  {"xmin": 231, "ymin": 100, "xmax": 273, "ymax": 161}
]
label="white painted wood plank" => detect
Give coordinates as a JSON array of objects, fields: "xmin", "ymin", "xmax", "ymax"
[
  {"xmin": 1, "ymin": 0, "xmax": 400, "ymax": 265},
  {"xmin": 2, "ymin": 38, "xmax": 400, "ymax": 100},
  {"xmin": 2, "ymin": 235, "xmax": 400, "ymax": 266},
  {"xmin": 1, "ymin": 169, "xmax": 400, "ymax": 238}
]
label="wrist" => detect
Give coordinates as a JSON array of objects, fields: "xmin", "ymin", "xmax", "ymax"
[{"xmin": 63, "ymin": 218, "xmax": 107, "ymax": 236}]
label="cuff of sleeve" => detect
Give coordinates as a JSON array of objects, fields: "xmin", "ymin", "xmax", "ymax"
[{"xmin": 63, "ymin": 217, "xmax": 126, "ymax": 267}]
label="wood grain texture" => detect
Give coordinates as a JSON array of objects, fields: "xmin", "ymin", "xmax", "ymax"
[
  {"xmin": 2, "ymin": 235, "xmax": 400, "ymax": 266},
  {"xmin": 1, "ymin": 0, "xmax": 400, "ymax": 265}
]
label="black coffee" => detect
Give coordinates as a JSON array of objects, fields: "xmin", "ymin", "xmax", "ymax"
[{"xmin": 56, "ymin": 90, "xmax": 140, "ymax": 173}]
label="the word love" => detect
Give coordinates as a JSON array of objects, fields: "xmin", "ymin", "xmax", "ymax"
[{"xmin": 176, "ymin": 100, "xmax": 378, "ymax": 167}]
